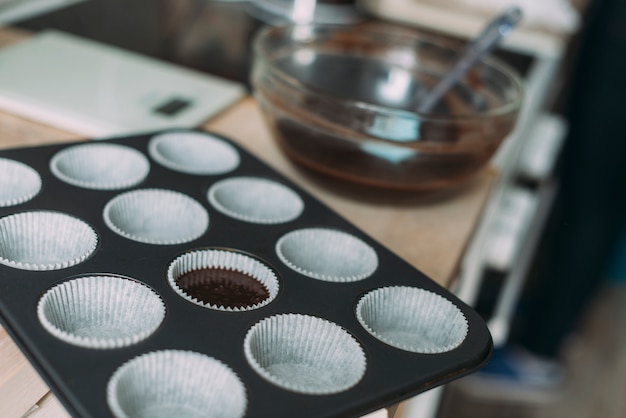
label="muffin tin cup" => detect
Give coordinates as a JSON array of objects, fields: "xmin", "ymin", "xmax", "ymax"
[
  {"xmin": 168, "ymin": 249, "xmax": 279, "ymax": 311},
  {"xmin": 103, "ymin": 188, "xmax": 209, "ymax": 245},
  {"xmin": 208, "ymin": 176, "xmax": 304, "ymax": 224},
  {"xmin": 50, "ymin": 143, "xmax": 150, "ymax": 190},
  {"xmin": 275, "ymin": 228, "xmax": 378, "ymax": 282},
  {"xmin": 0, "ymin": 158, "xmax": 41, "ymax": 207},
  {"xmin": 149, "ymin": 130, "xmax": 240, "ymax": 175},
  {"xmin": 244, "ymin": 314, "xmax": 367, "ymax": 395},
  {"xmin": 37, "ymin": 275, "xmax": 165, "ymax": 349},
  {"xmin": 107, "ymin": 350, "xmax": 247, "ymax": 418},
  {"xmin": 356, "ymin": 286, "xmax": 469, "ymax": 353},
  {"xmin": 0, "ymin": 211, "xmax": 98, "ymax": 271}
]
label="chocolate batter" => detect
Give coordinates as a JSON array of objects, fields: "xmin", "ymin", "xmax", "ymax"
[{"xmin": 177, "ymin": 268, "xmax": 269, "ymax": 308}]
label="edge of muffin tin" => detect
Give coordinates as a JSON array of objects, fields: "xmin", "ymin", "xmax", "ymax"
[{"xmin": 0, "ymin": 129, "xmax": 492, "ymax": 418}]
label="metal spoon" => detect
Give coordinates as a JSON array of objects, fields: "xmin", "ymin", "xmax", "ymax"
[{"xmin": 416, "ymin": 7, "xmax": 523, "ymax": 114}]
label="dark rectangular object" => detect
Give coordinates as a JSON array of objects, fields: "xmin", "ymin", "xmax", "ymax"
[
  {"xmin": 0, "ymin": 129, "xmax": 491, "ymax": 418},
  {"xmin": 153, "ymin": 97, "xmax": 193, "ymax": 116}
]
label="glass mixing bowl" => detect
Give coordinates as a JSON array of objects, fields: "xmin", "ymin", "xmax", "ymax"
[{"xmin": 251, "ymin": 24, "xmax": 523, "ymax": 191}]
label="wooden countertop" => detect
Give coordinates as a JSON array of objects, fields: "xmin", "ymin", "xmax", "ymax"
[{"xmin": 0, "ymin": 27, "xmax": 495, "ymax": 417}]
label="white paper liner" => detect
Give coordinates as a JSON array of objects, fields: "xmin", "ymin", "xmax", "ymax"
[
  {"xmin": 37, "ymin": 275, "xmax": 165, "ymax": 349},
  {"xmin": 148, "ymin": 131, "xmax": 240, "ymax": 175},
  {"xmin": 244, "ymin": 314, "xmax": 366, "ymax": 394},
  {"xmin": 0, "ymin": 211, "xmax": 98, "ymax": 271},
  {"xmin": 208, "ymin": 176, "xmax": 304, "ymax": 224},
  {"xmin": 0, "ymin": 158, "xmax": 41, "ymax": 207},
  {"xmin": 168, "ymin": 249, "xmax": 279, "ymax": 311},
  {"xmin": 103, "ymin": 188, "xmax": 209, "ymax": 245},
  {"xmin": 50, "ymin": 143, "xmax": 150, "ymax": 190},
  {"xmin": 356, "ymin": 286, "xmax": 468, "ymax": 354},
  {"xmin": 275, "ymin": 228, "xmax": 378, "ymax": 282},
  {"xmin": 107, "ymin": 350, "xmax": 247, "ymax": 418}
]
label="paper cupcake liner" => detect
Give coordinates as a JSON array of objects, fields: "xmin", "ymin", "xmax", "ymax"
[
  {"xmin": 207, "ymin": 176, "xmax": 304, "ymax": 224},
  {"xmin": 0, "ymin": 158, "xmax": 41, "ymax": 207},
  {"xmin": 50, "ymin": 143, "xmax": 150, "ymax": 190},
  {"xmin": 0, "ymin": 211, "xmax": 98, "ymax": 271},
  {"xmin": 107, "ymin": 350, "xmax": 247, "ymax": 418},
  {"xmin": 356, "ymin": 286, "xmax": 468, "ymax": 353},
  {"xmin": 148, "ymin": 131, "xmax": 240, "ymax": 175},
  {"xmin": 103, "ymin": 188, "xmax": 209, "ymax": 245},
  {"xmin": 276, "ymin": 228, "xmax": 378, "ymax": 282},
  {"xmin": 244, "ymin": 314, "xmax": 366, "ymax": 394},
  {"xmin": 168, "ymin": 249, "xmax": 279, "ymax": 311},
  {"xmin": 38, "ymin": 275, "xmax": 165, "ymax": 349}
]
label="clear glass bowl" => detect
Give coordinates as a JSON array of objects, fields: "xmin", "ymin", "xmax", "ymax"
[{"xmin": 251, "ymin": 24, "xmax": 523, "ymax": 191}]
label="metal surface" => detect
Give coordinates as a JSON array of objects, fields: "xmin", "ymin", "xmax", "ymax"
[{"xmin": 0, "ymin": 130, "xmax": 492, "ymax": 418}]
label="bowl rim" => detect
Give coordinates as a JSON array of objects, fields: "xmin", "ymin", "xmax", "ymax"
[{"xmin": 252, "ymin": 23, "xmax": 524, "ymax": 122}]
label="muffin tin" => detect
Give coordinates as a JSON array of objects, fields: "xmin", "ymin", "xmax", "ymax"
[{"xmin": 0, "ymin": 129, "xmax": 492, "ymax": 418}]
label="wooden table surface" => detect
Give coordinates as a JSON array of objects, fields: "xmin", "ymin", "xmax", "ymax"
[{"xmin": 0, "ymin": 27, "xmax": 495, "ymax": 417}]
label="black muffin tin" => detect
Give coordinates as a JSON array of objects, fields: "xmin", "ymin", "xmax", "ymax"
[{"xmin": 0, "ymin": 129, "xmax": 492, "ymax": 418}]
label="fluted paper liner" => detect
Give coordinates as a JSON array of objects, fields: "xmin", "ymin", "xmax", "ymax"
[
  {"xmin": 356, "ymin": 286, "xmax": 468, "ymax": 353},
  {"xmin": 103, "ymin": 189, "xmax": 209, "ymax": 245},
  {"xmin": 208, "ymin": 176, "xmax": 304, "ymax": 224},
  {"xmin": 0, "ymin": 158, "xmax": 41, "ymax": 207},
  {"xmin": 149, "ymin": 131, "xmax": 240, "ymax": 175},
  {"xmin": 168, "ymin": 249, "xmax": 279, "ymax": 311},
  {"xmin": 38, "ymin": 275, "xmax": 165, "ymax": 349},
  {"xmin": 276, "ymin": 228, "xmax": 378, "ymax": 282},
  {"xmin": 244, "ymin": 314, "xmax": 366, "ymax": 394},
  {"xmin": 50, "ymin": 143, "xmax": 150, "ymax": 190},
  {"xmin": 107, "ymin": 350, "xmax": 246, "ymax": 418},
  {"xmin": 0, "ymin": 211, "xmax": 97, "ymax": 271}
]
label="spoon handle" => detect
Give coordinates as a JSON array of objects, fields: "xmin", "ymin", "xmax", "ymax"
[{"xmin": 417, "ymin": 7, "xmax": 522, "ymax": 114}]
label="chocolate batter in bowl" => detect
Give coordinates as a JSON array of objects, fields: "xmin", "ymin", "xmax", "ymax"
[{"xmin": 251, "ymin": 24, "xmax": 522, "ymax": 191}]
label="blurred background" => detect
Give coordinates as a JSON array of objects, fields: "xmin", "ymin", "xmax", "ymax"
[{"xmin": 1, "ymin": 0, "xmax": 625, "ymax": 417}]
